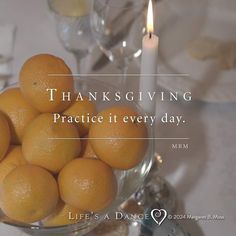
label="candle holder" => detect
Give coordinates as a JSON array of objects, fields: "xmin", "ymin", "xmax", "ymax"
[
  {"xmin": 119, "ymin": 143, "xmax": 177, "ymax": 220},
  {"xmin": 134, "ymin": 155, "xmax": 177, "ymax": 213}
]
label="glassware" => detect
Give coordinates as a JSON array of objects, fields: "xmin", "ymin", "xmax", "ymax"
[
  {"xmin": 0, "ymin": 78, "xmax": 153, "ymax": 236},
  {"xmin": 90, "ymin": 0, "xmax": 147, "ymax": 86},
  {"xmin": 48, "ymin": 0, "xmax": 95, "ymax": 73}
]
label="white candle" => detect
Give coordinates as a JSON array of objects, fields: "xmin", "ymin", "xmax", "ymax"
[{"xmin": 139, "ymin": 0, "xmax": 159, "ymax": 115}]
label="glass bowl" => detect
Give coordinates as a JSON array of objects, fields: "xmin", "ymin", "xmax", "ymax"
[{"xmin": 0, "ymin": 78, "xmax": 153, "ymax": 236}]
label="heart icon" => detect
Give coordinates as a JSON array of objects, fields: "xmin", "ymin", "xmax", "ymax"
[{"xmin": 151, "ymin": 209, "xmax": 167, "ymax": 226}]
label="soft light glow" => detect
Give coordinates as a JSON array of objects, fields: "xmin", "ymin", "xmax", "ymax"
[
  {"xmin": 147, "ymin": 0, "xmax": 154, "ymax": 34},
  {"xmin": 122, "ymin": 41, "xmax": 127, "ymax": 48},
  {"xmin": 155, "ymin": 153, "xmax": 163, "ymax": 164}
]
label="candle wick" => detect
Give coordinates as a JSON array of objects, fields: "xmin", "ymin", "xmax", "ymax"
[{"xmin": 149, "ymin": 32, "xmax": 152, "ymax": 39}]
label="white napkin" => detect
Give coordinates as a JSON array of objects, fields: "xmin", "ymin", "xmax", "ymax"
[{"xmin": 0, "ymin": 24, "xmax": 16, "ymax": 89}]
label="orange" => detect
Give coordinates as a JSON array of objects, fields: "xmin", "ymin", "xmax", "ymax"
[
  {"xmin": 58, "ymin": 158, "xmax": 117, "ymax": 212},
  {"xmin": 89, "ymin": 106, "xmax": 148, "ymax": 170},
  {"xmin": 0, "ymin": 112, "xmax": 10, "ymax": 160},
  {"xmin": 22, "ymin": 113, "xmax": 81, "ymax": 173},
  {"xmin": 19, "ymin": 54, "xmax": 74, "ymax": 113},
  {"xmin": 0, "ymin": 165, "xmax": 59, "ymax": 223},
  {"xmin": 43, "ymin": 201, "xmax": 87, "ymax": 226},
  {"xmin": 63, "ymin": 96, "xmax": 97, "ymax": 137},
  {"xmin": 0, "ymin": 88, "xmax": 40, "ymax": 144},
  {"xmin": 0, "ymin": 146, "xmax": 27, "ymax": 184},
  {"xmin": 80, "ymin": 138, "xmax": 97, "ymax": 159}
]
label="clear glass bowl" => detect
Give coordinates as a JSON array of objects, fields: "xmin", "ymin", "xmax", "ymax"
[{"xmin": 0, "ymin": 78, "xmax": 153, "ymax": 236}]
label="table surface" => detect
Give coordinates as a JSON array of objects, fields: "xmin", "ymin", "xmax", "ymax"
[{"xmin": 0, "ymin": 0, "xmax": 236, "ymax": 235}]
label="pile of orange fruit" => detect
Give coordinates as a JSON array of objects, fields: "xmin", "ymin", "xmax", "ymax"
[{"xmin": 0, "ymin": 54, "xmax": 148, "ymax": 226}]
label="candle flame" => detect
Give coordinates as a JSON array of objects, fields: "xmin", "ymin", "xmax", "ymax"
[{"xmin": 147, "ymin": 0, "xmax": 154, "ymax": 34}]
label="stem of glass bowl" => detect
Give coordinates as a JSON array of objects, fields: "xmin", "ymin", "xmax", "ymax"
[
  {"xmin": 73, "ymin": 49, "xmax": 95, "ymax": 76},
  {"xmin": 119, "ymin": 65, "xmax": 128, "ymax": 88},
  {"xmin": 116, "ymin": 55, "xmax": 131, "ymax": 88},
  {"xmin": 73, "ymin": 53, "xmax": 81, "ymax": 75}
]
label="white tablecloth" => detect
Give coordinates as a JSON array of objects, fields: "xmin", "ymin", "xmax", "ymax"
[{"xmin": 0, "ymin": 0, "xmax": 235, "ymax": 235}]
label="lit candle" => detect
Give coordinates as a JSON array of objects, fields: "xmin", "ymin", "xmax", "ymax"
[{"xmin": 139, "ymin": 0, "xmax": 159, "ymax": 115}]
